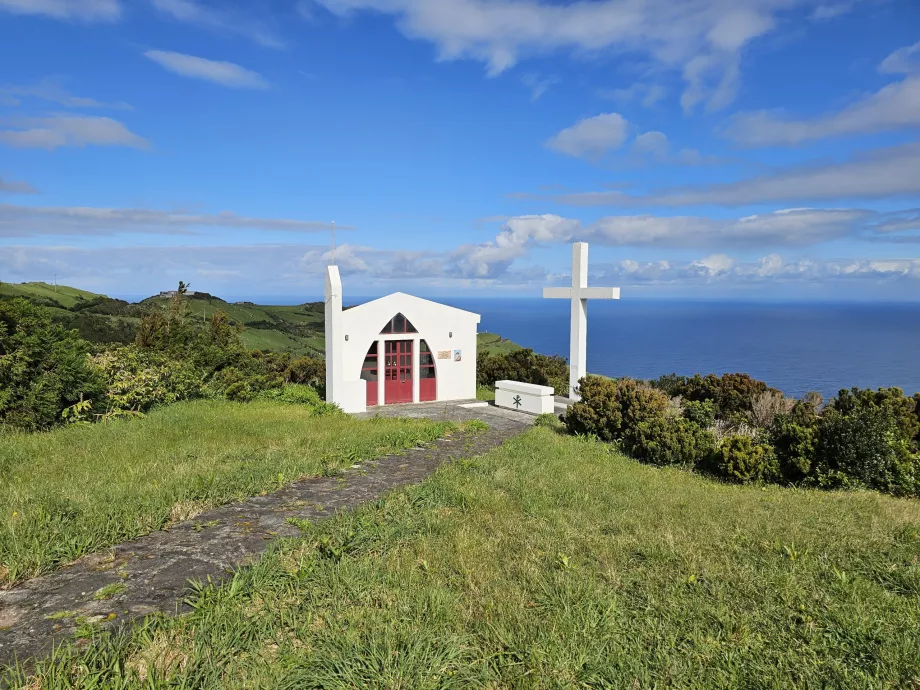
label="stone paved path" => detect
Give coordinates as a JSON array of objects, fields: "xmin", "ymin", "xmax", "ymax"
[{"xmin": 0, "ymin": 402, "xmax": 533, "ymax": 672}]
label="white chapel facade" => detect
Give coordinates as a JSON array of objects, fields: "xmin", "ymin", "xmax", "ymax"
[{"xmin": 325, "ymin": 265, "xmax": 480, "ymax": 413}]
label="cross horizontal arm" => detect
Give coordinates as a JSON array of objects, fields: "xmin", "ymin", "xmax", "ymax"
[
  {"xmin": 542, "ymin": 287, "xmax": 573, "ymax": 299},
  {"xmin": 580, "ymin": 287, "xmax": 621, "ymax": 300}
]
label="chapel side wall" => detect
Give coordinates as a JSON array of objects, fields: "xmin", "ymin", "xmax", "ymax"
[{"xmin": 340, "ymin": 295, "xmax": 479, "ymax": 403}]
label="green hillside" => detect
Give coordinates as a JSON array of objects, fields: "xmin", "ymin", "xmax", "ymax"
[
  {"xmin": 0, "ymin": 282, "xmax": 521, "ymax": 357},
  {"xmin": 141, "ymin": 293, "xmax": 327, "ymax": 356},
  {"xmin": 0, "ymin": 281, "xmax": 103, "ymax": 309}
]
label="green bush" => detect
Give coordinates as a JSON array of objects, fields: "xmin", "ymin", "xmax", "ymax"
[
  {"xmin": 625, "ymin": 416, "xmax": 716, "ymax": 467},
  {"xmin": 683, "ymin": 399, "xmax": 716, "ymax": 428},
  {"xmin": 832, "ymin": 387, "xmax": 918, "ymax": 450},
  {"xmin": 259, "ymin": 384, "xmax": 322, "ymax": 407},
  {"xmin": 477, "ymin": 349, "xmax": 568, "ymax": 396},
  {"xmin": 813, "ymin": 406, "xmax": 919, "ymax": 495},
  {"xmin": 563, "ymin": 376, "xmax": 670, "ymax": 442},
  {"xmin": 224, "ymin": 381, "xmax": 254, "ymax": 402},
  {"xmin": 286, "ymin": 356, "xmax": 325, "ymax": 387},
  {"xmin": 654, "ymin": 372, "xmax": 779, "ymax": 418},
  {"xmin": 714, "ymin": 436, "xmax": 778, "ymax": 483},
  {"xmin": 93, "ymin": 346, "xmax": 202, "ymax": 413},
  {"xmin": 769, "ymin": 414, "xmax": 819, "ymax": 483},
  {"xmin": 0, "ymin": 299, "xmax": 104, "ymax": 430},
  {"xmin": 312, "ymin": 402, "xmax": 344, "ymax": 417}
]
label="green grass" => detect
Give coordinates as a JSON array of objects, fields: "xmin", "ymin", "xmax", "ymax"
[
  {"xmin": 475, "ymin": 384, "xmax": 496, "ymax": 401},
  {"xmin": 11, "ymin": 428, "xmax": 920, "ymax": 688},
  {"xmin": 0, "ymin": 282, "xmax": 102, "ymax": 309},
  {"xmin": 0, "ymin": 400, "xmax": 454, "ymax": 588},
  {"xmin": 477, "ymin": 331, "xmax": 524, "ymax": 356}
]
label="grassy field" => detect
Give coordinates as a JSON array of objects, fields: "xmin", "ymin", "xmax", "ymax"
[
  {"xmin": 0, "ymin": 400, "xmax": 455, "ymax": 588},
  {"xmin": 11, "ymin": 426, "xmax": 920, "ymax": 688}
]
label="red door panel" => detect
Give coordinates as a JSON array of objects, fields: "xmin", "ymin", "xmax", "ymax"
[
  {"xmin": 366, "ymin": 380, "xmax": 378, "ymax": 406},
  {"xmin": 384, "ymin": 340, "xmax": 413, "ymax": 404}
]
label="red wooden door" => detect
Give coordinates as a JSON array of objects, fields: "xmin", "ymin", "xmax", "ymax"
[{"xmin": 384, "ymin": 340, "xmax": 413, "ymax": 404}]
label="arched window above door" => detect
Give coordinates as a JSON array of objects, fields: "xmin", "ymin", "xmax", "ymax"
[{"xmin": 380, "ymin": 313, "xmax": 418, "ymax": 334}]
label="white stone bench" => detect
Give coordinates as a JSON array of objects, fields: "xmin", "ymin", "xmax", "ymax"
[{"xmin": 495, "ymin": 380, "xmax": 555, "ymax": 415}]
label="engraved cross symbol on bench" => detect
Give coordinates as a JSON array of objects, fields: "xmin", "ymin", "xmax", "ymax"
[
  {"xmin": 513, "ymin": 394, "xmax": 522, "ymax": 409},
  {"xmin": 543, "ymin": 243, "xmax": 620, "ymax": 401}
]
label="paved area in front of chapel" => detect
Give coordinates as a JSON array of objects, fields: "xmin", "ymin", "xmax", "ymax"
[{"xmin": 0, "ymin": 401, "xmax": 535, "ymax": 672}]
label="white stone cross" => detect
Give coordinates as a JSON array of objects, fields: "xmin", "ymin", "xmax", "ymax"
[{"xmin": 542, "ymin": 243, "xmax": 620, "ymax": 400}]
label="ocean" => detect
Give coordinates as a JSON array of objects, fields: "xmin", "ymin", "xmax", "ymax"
[{"xmin": 434, "ymin": 299, "xmax": 920, "ymax": 400}]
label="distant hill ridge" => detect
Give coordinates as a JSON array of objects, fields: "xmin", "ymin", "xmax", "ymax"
[{"xmin": 0, "ymin": 281, "xmax": 519, "ymax": 356}]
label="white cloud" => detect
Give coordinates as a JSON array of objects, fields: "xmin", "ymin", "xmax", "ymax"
[
  {"xmin": 596, "ymin": 254, "xmax": 920, "ymax": 286},
  {"xmin": 692, "ymin": 253, "xmax": 736, "ymax": 275},
  {"xmin": 682, "ymin": 52, "xmax": 740, "ymax": 113},
  {"xmin": 633, "ymin": 131, "xmax": 668, "ymax": 159},
  {"xmin": 546, "ymin": 113, "xmax": 628, "ymax": 161},
  {"xmin": 0, "ymin": 115, "xmax": 147, "ymax": 150},
  {"xmin": 521, "ymin": 73, "xmax": 558, "ymax": 101},
  {"xmin": 0, "ymin": 0, "xmax": 119, "ymax": 21},
  {"xmin": 549, "ymin": 141, "xmax": 920, "ymax": 206},
  {"xmin": 311, "ymin": 0, "xmax": 793, "ymax": 112},
  {"xmin": 810, "ymin": 2, "xmax": 854, "ymax": 20},
  {"xmin": 0, "ymin": 176, "xmax": 37, "ymax": 194},
  {"xmin": 879, "ymin": 40, "xmax": 920, "ymax": 75},
  {"xmin": 5, "ymin": 243, "xmax": 918, "ymax": 298},
  {"xmin": 725, "ymin": 76, "xmax": 920, "ymax": 146},
  {"xmin": 144, "ymin": 51, "xmax": 269, "ymax": 89},
  {"xmin": 0, "ymin": 79, "xmax": 132, "ymax": 110},
  {"xmin": 587, "ymin": 208, "xmax": 873, "ymax": 247},
  {"xmin": 597, "ymin": 83, "xmax": 666, "ymax": 108},
  {"xmin": 148, "ymin": 0, "xmax": 284, "ymax": 48},
  {"xmin": 0, "ymin": 203, "xmax": 344, "ymax": 237}
]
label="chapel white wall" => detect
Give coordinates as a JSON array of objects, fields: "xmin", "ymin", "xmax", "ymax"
[{"xmin": 340, "ymin": 293, "xmax": 479, "ymax": 405}]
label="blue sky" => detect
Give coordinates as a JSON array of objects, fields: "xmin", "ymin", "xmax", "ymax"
[{"xmin": 1, "ymin": 0, "xmax": 919, "ymax": 301}]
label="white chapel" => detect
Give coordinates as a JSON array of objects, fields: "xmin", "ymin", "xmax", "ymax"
[{"xmin": 324, "ymin": 265, "xmax": 481, "ymax": 413}]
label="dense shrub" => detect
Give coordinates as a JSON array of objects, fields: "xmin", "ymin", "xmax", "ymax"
[
  {"xmin": 224, "ymin": 381, "xmax": 254, "ymax": 403},
  {"xmin": 0, "ymin": 299, "xmax": 105, "ymax": 430},
  {"xmin": 563, "ymin": 376, "xmax": 670, "ymax": 442},
  {"xmin": 477, "ymin": 349, "xmax": 568, "ymax": 396},
  {"xmin": 769, "ymin": 414, "xmax": 819, "ymax": 483},
  {"xmin": 832, "ymin": 387, "xmax": 918, "ymax": 450},
  {"xmin": 92, "ymin": 346, "xmax": 201, "ymax": 413},
  {"xmin": 72, "ymin": 296, "xmax": 149, "ymax": 318},
  {"xmin": 682, "ymin": 399, "xmax": 716, "ymax": 428},
  {"xmin": 813, "ymin": 406, "xmax": 919, "ymax": 494},
  {"xmin": 286, "ymin": 356, "xmax": 325, "ymax": 391},
  {"xmin": 259, "ymin": 384, "xmax": 323, "ymax": 407},
  {"xmin": 54, "ymin": 312, "xmax": 137, "ymax": 345},
  {"xmin": 715, "ymin": 436, "xmax": 778, "ymax": 483},
  {"xmin": 625, "ymin": 416, "xmax": 716, "ymax": 468},
  {"xmin": 653, "ymin": 372, "xmax": 780, "ymax": 418},
  {"xmin": 568, "ymin": 370, "xmax": 920, "ymax": 499}
]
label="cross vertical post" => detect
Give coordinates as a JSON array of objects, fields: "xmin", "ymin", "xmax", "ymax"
[{"xmin": 542, "ymin": 243, "xmax": 620, "ymax": 400}]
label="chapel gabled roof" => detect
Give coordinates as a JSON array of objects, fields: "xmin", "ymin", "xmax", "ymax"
[{"xmin": 344, "ymin": 292, "xmax": 481, "ymax": 323}]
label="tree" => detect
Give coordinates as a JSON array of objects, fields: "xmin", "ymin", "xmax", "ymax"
[{"xmin": 0, "ymin": 299, "xmax": 104, "ymax": 430}]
